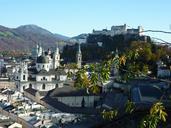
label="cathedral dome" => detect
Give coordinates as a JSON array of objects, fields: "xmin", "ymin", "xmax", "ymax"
[{"xmin": 37, "ymin": 55, "xmax": 49, "ymax": 63}]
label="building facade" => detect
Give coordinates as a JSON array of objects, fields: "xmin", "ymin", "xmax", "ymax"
[{"xmin": 15, "ymin": 46, "xmax": 67, "ymax": 92}]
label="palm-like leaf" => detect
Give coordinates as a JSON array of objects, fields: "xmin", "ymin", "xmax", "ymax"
[
  {"xmin": 119, "ymin": 55, "xmax": 126, "ymax": 65},
  {"xmin": 125, "ymin": 100, "xmax": 135, "ymax": 114}
]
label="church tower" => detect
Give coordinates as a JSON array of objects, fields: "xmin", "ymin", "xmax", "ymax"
[
  {"xmin": 53, "ymin": 46, "xmax": 60, "ymax": 69},
  {"xmin": 36, "ymin": 43, "xmax": 43, "ymax": 57},
  {"xmin": 16, "ymin": 62, "xmax": 28, "ymax": 82},
  {"xmin": 76, "ymin": 43, "xmax": 82, "ymax": 69}
]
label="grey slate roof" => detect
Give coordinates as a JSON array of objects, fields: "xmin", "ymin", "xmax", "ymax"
[
  {"xmin": 36, "ymin": 69, "xmax": 67, "ymax": 76},
  {"xmin": 42, "ymin": 96, "xmax": 99, "ymax": 114},
  {"xmin": 24, "ymin": 87, "xmax": 48, "ymax": 97},
  {"xmin": 103, "ymin": 92, "xmax": 128, "ymax": 109},
  {"xmin": 50, "ymin": 86, "xmax": 99, "ymax": 97},
  {"xmin": 24, "ymin": 87, "xmax": 38, "ymax": 96},
  {"xmin": 37, "ymin": 69, "xmax": 49, "ymax": 75},
  {"xmin": 55, "ymin": 69, "xmax": 67, "ymax": 76}
]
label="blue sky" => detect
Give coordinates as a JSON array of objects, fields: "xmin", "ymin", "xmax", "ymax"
[{"xmin": 0, "ymin": 0, "xmax": 171, "ymax": 42}]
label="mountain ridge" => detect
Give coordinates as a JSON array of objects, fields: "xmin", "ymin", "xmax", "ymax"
[{"xmin": 0, "ymin": 24, "xmax": 70, "ymax": 51}]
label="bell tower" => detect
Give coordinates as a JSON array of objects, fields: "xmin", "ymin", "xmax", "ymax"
[
  {"xmin": 53, "ymin": 45, "xmax": 60, "ymax": 69},
  {"xmin": 76, "ymin": 43, "xmax": 82, "ymax": 69}
]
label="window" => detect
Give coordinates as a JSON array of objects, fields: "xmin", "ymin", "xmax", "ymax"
[
  {"xmin": 42, "ymin": 84, "xmax": 45, "ymax": 90},
  {"xmin": 23, "ymin": 75, "xmax": 25, "ymax": 80},
  {"xmin": 55, "ymin": 84, "xmax": 58, "ymax": 88},
  {"xmin": 43, "ymin": 77, "xmax": 46, "ymax": 80},
  {"xmin": 29, "ymin": 83, "xmax": 32, "ymax": 88},
  {"xmin": 23, "ymin": 86, "xmax": 25, "ymax": 90},
  {"xmin": 43, "ymin": 65, "xmax": 45, "ymax": 68}
]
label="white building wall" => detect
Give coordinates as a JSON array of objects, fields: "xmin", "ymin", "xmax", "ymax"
[
  {"xmin": 36, "ymin": 75, "xmax": 55, "ymax": 82},
  {"xmin": 15, "ymin": 72, "xmax": 28, "ymax": 82},
  {"xmin": 18, "ymin": 82, "xmax": 57, "ymax": 92},
  {"xmin": 92, "ymin": 24, "xmax": 143, "ymax": 36},
  {"xmin": 34, "ymin": 83, "xmax": 56, "ymax": 91},
  {"xmin": 59, "ymin": 75, "xmax": 67, "ymax": 81}
]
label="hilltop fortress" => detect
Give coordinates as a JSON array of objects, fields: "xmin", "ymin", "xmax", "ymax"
[{"xmin": 92, "ymin": 24, "xmax": 143, "ymax": 36}]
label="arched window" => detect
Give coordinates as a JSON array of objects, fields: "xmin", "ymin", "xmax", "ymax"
[
  {"xmin": 23, "ymin": 75, "xmax": 25, "ymax": 80},
  {"xmin": 29, "ymin": 83, "xmax": 32, "ymax": 88},
  {"xmin": 42, "ymin": 84, "xmax": 45, "ymax": 90},
  {"xmin": 23, "ymin": 86, "xmax": 25, "ymax": 90},
  {"xmin": 55, "ymin": 84, "xmax": 58, "ymax": 88}
]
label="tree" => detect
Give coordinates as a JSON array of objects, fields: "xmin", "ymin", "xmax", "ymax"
[
  {"xmin": 72, "ymin": 42, "xmax": 169, "ymax": 128},
  {"xmin": 140, "ymin": 102, "xmax": 167, "ymax": 128}
]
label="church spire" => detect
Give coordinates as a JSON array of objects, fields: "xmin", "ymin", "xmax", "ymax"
[
  {"xmin": 78, "ymin": 42, "xmax": 81, "ymax": 54},
  {"xmin": 56, "ymin": 42, "xmax": 59, "ymax": 54},
  {"xmin": 53, "ymin": 43, "xmax": 60, "ymax": 69},
  {"xmin": 76, "ymin": 43, "xmax": 82, "ymax": 69},
  {"xmin": 42, "ymin": 48, "xmax": 45, "ymax": 56}
]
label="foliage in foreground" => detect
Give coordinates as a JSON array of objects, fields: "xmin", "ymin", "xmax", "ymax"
[
  {"xmin": 70, "ymin": 42, "xmax": 170, "ymax": 128},
  {"xmin": 140, "ymin": 102, "xmax": 167, "ymax": 128}
]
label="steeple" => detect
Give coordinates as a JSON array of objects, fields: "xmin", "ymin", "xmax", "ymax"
[
  {"xmin": 78, "ymin": 42, "xmax": 81, "ymax": 54},
  {"xmin": 76, "ymin": 43, "xmax": 82, "ymax": 69},
  {"xmin": 53, "ymin": 43, "xmax": 60, "ymax": 69},
  {"xmin": 37, "ymin": 43, "xmax": 43, "ymax": 57},
  {"xmin": 55, "ymin": 46, "xmax": 59, "ymax": 55},
  {"xmin": 42, "ymin": 48, "xmax": 45, "ymax": 56}
]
